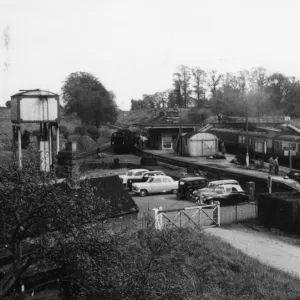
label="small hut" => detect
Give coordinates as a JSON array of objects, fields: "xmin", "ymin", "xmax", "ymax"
[{"xmin": 175, "ymin": 132, "xmax": 218, "ymax": 157}]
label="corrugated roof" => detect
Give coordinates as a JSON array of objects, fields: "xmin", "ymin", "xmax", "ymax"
[{"xmin": 11, "ymin": 89, "xmax": 58, "ymax": 97}]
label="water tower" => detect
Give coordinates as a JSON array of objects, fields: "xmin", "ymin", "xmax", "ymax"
[{"xmin": 11, "ymin": 89, "xmax": 60, "ymax": 170}]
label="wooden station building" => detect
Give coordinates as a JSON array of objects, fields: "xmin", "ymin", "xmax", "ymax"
[{"xmin": 136, "ymin": 109, "xmax": 201, "ymax": 151}]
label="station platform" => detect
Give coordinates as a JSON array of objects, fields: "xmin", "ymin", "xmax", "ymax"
[{"xmin": 141, "ymin": 149, "xmax": 300, "ymax": 192}]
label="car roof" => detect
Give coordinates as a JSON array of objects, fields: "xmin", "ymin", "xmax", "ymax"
[
  {"xmin": 152, "ymin": 175, "xmax": 172, "ymax": 179},
  {"xmin": 180, "ymin": 177, "xmax": 206, "ymax": 181},
  {"xmin": 208, "ymin": 180, "xmax": 239, "ymax": 185},
  {"xmin": 216, "ymin": 184, "xmax": 242, "ymax": 189},
  {"xmin": 128, "ymin": 169, "xmax": 149, "ymax": 172},
  {"xmin": 145, "ymin": 171, "xmax": 165, "ymax": 174}
]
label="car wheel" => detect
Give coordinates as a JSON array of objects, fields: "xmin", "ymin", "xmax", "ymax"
[
  {"xmin": 140, "ymin": 189, "xmax": 148, "ymax": 197},
  {"xmin": 171, "ymin": 189, "xmax": 177, "ymax": 194}
]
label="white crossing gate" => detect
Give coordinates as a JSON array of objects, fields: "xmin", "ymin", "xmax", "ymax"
[{"xmin": 153, "ymin": 204, "xmax": 220, "ymax": 230}]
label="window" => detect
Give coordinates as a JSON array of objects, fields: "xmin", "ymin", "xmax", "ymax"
[
  {"xmin": 127, "ymin": 172, "xmax": 133, "ymax": 176},
  {"xmin": 163, "ymin": 178, "xmax": 170, "ymax": 183},
  {"xmin": 215, "ymin": 187, "xmax": 224, "ymax": 193},
  {"xmin": 232, "ymin": 187, "xmax": 238, "ymax": 192},
  {"xmin": 225, "ymin": 187, "xmax": 232, "ymax": 192},
  {"xmin": 291, "ymin": 143, "xmax": 296, "ymax": 151},
  {"xmin": 153, "ymin": 178, "xmax": 162, "ymax": 183},
  {"xmin": 135, "ymin": 172, "xmax": 143, "ymax": 176},
  {"xmin": 274, "ymin": 141, "xmax": 282, "ymax": 149}
]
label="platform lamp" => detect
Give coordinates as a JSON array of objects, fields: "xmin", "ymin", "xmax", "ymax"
[{"xmin": 243, "ymin": 94, "xmax": 249, "ymax": 167}]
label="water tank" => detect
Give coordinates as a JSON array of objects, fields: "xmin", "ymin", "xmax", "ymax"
[{"xmin": 11, "ymin": 89, "xmax": 60, "ymax": 123}]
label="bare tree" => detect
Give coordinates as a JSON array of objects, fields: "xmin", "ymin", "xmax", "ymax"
[
  {"xmin": 223, "ymin": 73, "xmax": 238, "ymax": 90},
  {"xmin": 249, "ymin": 67, "xmax": 268, "ymax": 92},
  {"xmin": 173, "ymin": 65, "xmax": 192, "ymax": 107},
  {"xmin": 192, "ymin": 67, "xmax": 206, "ymax": 103},
  {"xmin": 3, "ymin": 25, "xmax": 11, "ymax": 71},
  {"xmin": 237, "ymin": 70, "xmax": 249, "ymax": 96},
  {"xmin": 173, "ymin": 71, "xmax": 183, "ymax": 107},
  {"xmin": 207, "ymin": 70, "xmax": 223, "ymax": 99}
]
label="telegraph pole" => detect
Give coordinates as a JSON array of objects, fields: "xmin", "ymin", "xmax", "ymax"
[{"xmin": 246, "ymin": 105, "xmax": 249, "ymax": 167}]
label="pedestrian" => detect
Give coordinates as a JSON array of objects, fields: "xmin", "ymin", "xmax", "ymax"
[
  {"xmin": 274, "ymin": 156, "xmax": 279, "ymax": 175},
  {"xmin": 97, "ymin": 146, "xmax": 101, "ymax": 158},
  {"xmin": 268, "ymin": 155, "xmax": 274, "ymax": 175},
  {"xmin": 221, "ymin": 142, "xmax": 226, "ymax": 155}
]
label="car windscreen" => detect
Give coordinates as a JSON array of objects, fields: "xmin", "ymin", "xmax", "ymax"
[{"xmin": 207, "ymin": 183, "xmax": 216, "ymax": 189}]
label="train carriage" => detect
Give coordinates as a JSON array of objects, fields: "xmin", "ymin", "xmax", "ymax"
[
  {"xmin": 237, "ymin": 131, "xmax": 274, "ymax": 158},
  {"xmin": 272, "ymin": 135, "xmax": 300, "ymax": 169},
  {"xmin": 209, "ymin": 128, "xmax": 239, "ymax": 153},
  {"xmin": 208, "ymin": 127, "xmax": 300, "ymax": 168}
]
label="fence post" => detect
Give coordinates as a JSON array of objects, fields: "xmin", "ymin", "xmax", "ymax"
[
  {"xmin": 153, "ymin": 206, "xmax": 163, "ymax": 230},
  {"xmin": 217, "ymin": 204, "xmax": 220, "ymax": 226},
  {"xmin": 199, "ymin": 208, "xmax": 201, "ymax": 229},
  {"xmin": 180, "ymin": 211, "xmax": 182, "ymax": 228}
]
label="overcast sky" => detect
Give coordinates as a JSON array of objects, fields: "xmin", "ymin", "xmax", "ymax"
[{"xmin": 1, "ymin": 0, "xmax": 300, "ymax": 110}]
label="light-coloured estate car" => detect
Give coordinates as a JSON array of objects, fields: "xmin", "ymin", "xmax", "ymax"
[
  {"xmin": 196, "ymin": 179, "xmax": 240, "ymax": 196},
  {"xmin": 200, "ymin": 183, "xmax": 245, "ymax": 201},
  {"xmin": 132, "ymin": 175, "xmax": 178, "ymax": 197},
  {"xmin": 119, "ymin": 169, "xmax": 149, "ymax": 186}
]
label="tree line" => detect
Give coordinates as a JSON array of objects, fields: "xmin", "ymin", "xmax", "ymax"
[{"xmin": 131, "ymin": 66, "xmax": 300, "ymax": 118}]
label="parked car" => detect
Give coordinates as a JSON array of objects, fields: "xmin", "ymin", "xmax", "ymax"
[
  {"xmin": 132, "ymin": 175, "xmax": 178, "ymax": 196},
  {"xmin": 196, "ymin": 179, "xmax": 240, "ymax": 196},
  {"xmin": 287, "ymin": 171, "xmax": 300, "ymax": 182},
  {"xmin": 127, "ymin": 170, "xmax": 166, "ymax": 191},
  {"xmin": 204, "ymin": 191, "xmax": 250, "ymax": 206},
  {"xmin": 198, "ymin": 184, "xmax": 247, "ymax": 205},
  {"xmin": 119, "ymin": 169, "xmax": 149, "ymax": 186},
  {"xmin": 177, "ymin": 177, "xmax": 207, "ymax": 201}
]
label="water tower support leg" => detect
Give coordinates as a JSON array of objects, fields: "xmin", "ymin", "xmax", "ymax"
[
  {"xmin": 56, "ymin": 125, "xmax": 60, "ymax": 153},
  {"xmin": 12, "ymin": 125, "xmax": 16, "ymax": 155},
  {"xmin": 49, "ymin": 124, "xmax": 52, "ymax": 166},
  {"xmin": 18, "ymin": 126, "xmax": 22, "ymax": 168}
]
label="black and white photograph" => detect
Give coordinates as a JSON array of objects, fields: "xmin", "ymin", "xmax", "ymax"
[{"xmin": 1, "ymin": 0, "xmax": 300, "ymax": 299}]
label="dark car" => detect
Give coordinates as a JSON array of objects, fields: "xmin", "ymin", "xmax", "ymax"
[
  {"xmin": 206, "ymin": 192, "xmax": 250, "ymax": 206},
  {"xmin": 127, "ymin": 170, "xmax": 165, "ymax": 191},
  {"xmin": 177, "ymin": 177, "xmax": 207, "ymax": 201},
  {"xmin": 287, "ymin": 171, "xmax": 300, "ymax": 182}
]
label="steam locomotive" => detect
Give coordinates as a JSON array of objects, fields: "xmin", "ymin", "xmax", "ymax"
[{"xmin": 111, "ymin": 127, "xmax": 141, "ymax": 153}]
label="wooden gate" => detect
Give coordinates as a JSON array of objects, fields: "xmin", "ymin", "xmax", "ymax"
[{"xmin": 153, "ymin": 204, "xmax": 220, "ymax": 230}]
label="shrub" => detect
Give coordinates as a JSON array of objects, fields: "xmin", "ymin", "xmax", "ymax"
[
  {"xmin": 87, "ymin": 125, "xmax": 100, "ymax": 141},
  {"xmin": 59, "ymin": 125, "xmax": 69, "ymax": 139},
  {"xmin": 74, "ymin": 126, "xmax": 87, "ymax": 136}
]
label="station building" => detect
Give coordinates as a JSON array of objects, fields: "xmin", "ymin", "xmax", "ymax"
[{"xmin": 136, "ymin": 108, "xmax": 201, "ymax": 151}]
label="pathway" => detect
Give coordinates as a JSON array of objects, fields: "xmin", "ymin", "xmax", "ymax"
[{"xmin": 205, "ymin": 224, "xmax": 300, "ymax": 277}]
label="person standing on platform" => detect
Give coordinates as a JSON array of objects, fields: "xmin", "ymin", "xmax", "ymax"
[
  {"xmin": 97, "ymin": 146, "xmax": 101, "ymax": 158},
  {"xmin": 274, "ymin": 156, "xmax": 279, "ymax": 175},
  {"xmin": 268, "ymin": 156, "xmax": 274, "ymax": 175},
  {"xmin": 221, "ymin": 142, "xmax": 226, "ymax": 155}
]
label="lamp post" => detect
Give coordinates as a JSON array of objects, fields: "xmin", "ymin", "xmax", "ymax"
[{"xmin": 243, "ymin": 94, "xmax": 249, "ymax": 167}]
